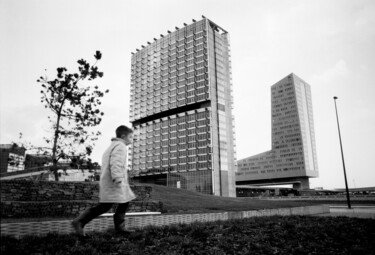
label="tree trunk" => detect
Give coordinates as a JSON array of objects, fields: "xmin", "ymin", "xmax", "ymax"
[{"xmin": 52, "ymin": 112, "xmax": 62, "ymax": 181}]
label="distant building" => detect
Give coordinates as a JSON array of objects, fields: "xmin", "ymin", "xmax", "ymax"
[
  {"xmin": 0, "ymin": 144, "xmax": 26, "ymax": 173},
  {"xmin": 129, "ymin": 17, "xmax": 237, "ymax": 196},
  {"xmin": 236, "ymin": 73, "xmax": 318, "ymax": 190},
  {"xmin": 24, "ymin": 154, "xmax": 52, "ymax": 169}
]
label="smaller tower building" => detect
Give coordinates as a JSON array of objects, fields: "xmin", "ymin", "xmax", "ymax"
[{"xmin": 236, "ymin": 73, "xmax": 318, "ymax": 190}]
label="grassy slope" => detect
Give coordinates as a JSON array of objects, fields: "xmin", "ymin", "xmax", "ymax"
[{"xmin": 147, "ymin": 184, "xmax": 316, "ymax": 213}]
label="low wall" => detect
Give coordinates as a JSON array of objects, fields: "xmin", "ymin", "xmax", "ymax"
[
  {"xmin": 0, "ymin": 180, "xmax": 162, "ymax": 218},
  {"xmin": 1, "ymin": 200, "xmax": 163, "ymax": 218},
  {"xmin": 0, "ymin": 180, "xmax": 151, "ymax": 201},
  {"xmin": 0, "ymin": 166, "xmax": 49, "ymax": 178}
]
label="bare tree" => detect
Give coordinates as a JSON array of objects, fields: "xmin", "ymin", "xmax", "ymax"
[{"xmin": 37, "ymin": 51, "xmax": 108, "ymax": 180}]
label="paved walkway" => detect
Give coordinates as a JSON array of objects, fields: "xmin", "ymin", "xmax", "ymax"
[
  {"xmin": 315, "ymin": 205, "xmax": 375, "ymax": 219},
  {"xmin": 1, "ymin": 205, "xmax": 328, "ymax": 238},
  {"xmin": 3, "ymin": 205, "xmax": 374, "ymax": 238}
]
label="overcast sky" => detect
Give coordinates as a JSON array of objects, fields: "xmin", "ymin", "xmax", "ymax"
[{"xmin": 1, "ymin": 0, "xmax": 374, "ymax": 189}]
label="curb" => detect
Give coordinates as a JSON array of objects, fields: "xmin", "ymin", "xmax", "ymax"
[{"xmin": 1, "ymin": 205, "xmax": 329, "ymax": 238}]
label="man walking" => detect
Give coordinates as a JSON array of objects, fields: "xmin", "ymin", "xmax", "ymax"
[{"xmin": 72, "ymin": 125, "xmax": 136, "ymax": 236}]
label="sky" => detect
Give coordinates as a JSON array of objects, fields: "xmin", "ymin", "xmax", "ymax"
[{"xmin": 1, "ymin": 0, "xmax": 374, "ymax": 189}]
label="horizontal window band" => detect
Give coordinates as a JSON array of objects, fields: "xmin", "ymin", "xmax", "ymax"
[{"xmin": 132, "ymin": 101, "xmax": 211, "ymax": 127}]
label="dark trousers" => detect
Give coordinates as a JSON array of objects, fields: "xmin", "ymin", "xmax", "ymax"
[{"xmin": 79, "ymin": 202, "xmax": 129, "ymax": 227}]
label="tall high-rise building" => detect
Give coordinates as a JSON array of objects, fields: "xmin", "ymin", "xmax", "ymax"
[
  {"xmin": 129, "ymin": 18, "xmax": 237, "ymax": 196},
  {"xmin": 236, "ymin": 74, "xmax": 318, "ymax": 190}
]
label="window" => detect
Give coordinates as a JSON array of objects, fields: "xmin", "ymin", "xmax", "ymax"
[
  {"xmin": 178, "ymin": 93, "xmax": 186, "ymax": 100},
  {"xmin": 169, "ymin": 118, "xmax": 177, "ymax": 126},
  {"xmin": 197, "ymin": 141, "xmax": 207, "ymax": 147},
  {"xmin": 197, "ymin": 133, "xmax": 207, "ymax": 141},
  {"xmin": 197, "ymin": 126, "xmax": 207, "ymax": 133},
  {"xmin": 165, "ymin": 151, "xmax": 174, "ymax": 159},
  {"xmin": 179, "ymin": 137, "xmax": 187, "ymax": 143},
  {"xmin": 170, "ymin": 138, "xmax": 177, "ymax": 144},
  {"xmin": 197, "ymin": 120, "xmax": 206, "ymax": 126},
  {"xmin": 178, "ymin": 157, "xmax": 187, "ymax": 163},
  {"xmin": 178, "ymin": 130, "xmax": 186, "ymax": 137},
  {"xmin": 188, "ymin": 164, "xmax": 196, "ymax": 170},
  {"xmin": 178, "ymin": 87, "xmax": 185, "ymax": 93},
  {"xmin": 187, "ymin": 91, "xmax": 195, "ymax": 98},
  {"xmin": 169, "ymin": 95, "xmax": 177, "ymax": 103},
  {"xmin": 178, "ymin": 123, "xmax": 186, "ymax": 130},
  {"xmin": 197, "ymin": 112, "xmax": 205, "ymax": 120},
  {"xmin": 169, "ymin": 126, "xmax": 177, "ymax": 132},
  {"xmin": 187, "ymin": 114, "xmax": 195, "ymax": 122},
  {"xmin": 198, "ymin": 155, "xmax": 207, "ymax": 162},
  {"xmin": 178, "ymin": 144, "xmax": 187, "ymax": 150},
  {"xmin": 153, "ymin": 141, "xmax": 160, "ymax": 148},
  {"xmin": 188, "ymin": 149, "xmax": 196, "ymax": 155},
  {"xmin": 178, "ymin": 116, "xmax": 186, "ymax": 123},
  {"xmin": 187, "ymin": 72, "xmax": 195, "ymax": 78},
  {"xmin": 178, "ymin": 150, "xmax": 187, "ymax": 157},
  {"xmin": 187, "ymin": 122, "xmax": 195, "ymax": 129},
  {"xmin": 187, "ymin": 84, "xmax": 195, "ymax": 91},
  {"xmin": 188, "ymin": 129, "xmax": 196, "ymax": 136},
  {"xmin": 170, "ymin": 145, "xmax": 177, "ymax": 151},
  {"xmin": 188, "ymin": 142, "xmax": 196, "ymax": 148},
  {"xmin": 178, "ymin": 99, "xmax": 186, "ymax": 106},
  {"xmin": 177, "ymin": 75, "xmax": 185, "ymax": 82},
  {"xmin": 169, "ymin": 158, "xmax": 177, "ymax": 165},
  {"xmin": 198, "ymin": 162, "xmax": 207, "ymax": 169},
  {"xmin": 187, "ymin": 78, "xmax": 194, "ymax": 84}
]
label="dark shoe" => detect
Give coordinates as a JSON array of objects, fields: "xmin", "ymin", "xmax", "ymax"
[
  {"xmin": 71, "ymin": 208, "xmax": 97, "ymax": 236},
  {"xmin": 113, "ymin": 213, "xmax": 134, "ymax": 234},
  {"xmin": 116, "ymin": 228, "xmax": 135, "ymax": 235},
  {"xmin": 71, "ymin": 219, "xmax": 84, "ymax": 236}
]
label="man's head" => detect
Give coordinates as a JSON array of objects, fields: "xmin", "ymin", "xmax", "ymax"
[{"xmin": 115, "ymin": 125, "xmax": 133, "ymax": 145}]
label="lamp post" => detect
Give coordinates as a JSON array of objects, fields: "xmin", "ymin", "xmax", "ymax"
[{"xmin": 333, "ymin": 96, "xmax": 351, "ymax": 209}]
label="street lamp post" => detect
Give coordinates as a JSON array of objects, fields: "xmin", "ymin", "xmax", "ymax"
[{"xmin": 333, "ymin": 97, "xmax": 351, "ymax": 209}]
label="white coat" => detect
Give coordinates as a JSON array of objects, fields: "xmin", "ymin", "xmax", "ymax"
[{"xmin": 99, "ymin": 138, "xmax": 136, "ymax": 203}]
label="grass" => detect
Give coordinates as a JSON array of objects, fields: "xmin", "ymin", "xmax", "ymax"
[
  {"xmin": 149, "ymin": 184, "xmax": 313, "ymax": 213},
  {"xmin": 147, "ymin": 184, "xmax": 375, "ymax": 213},
  {"xmin": 2, "ymin": 216, "xmax": 375, "ymax": 254}
]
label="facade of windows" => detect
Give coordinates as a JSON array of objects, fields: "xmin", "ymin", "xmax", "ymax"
[
  {"xmin": 0, "ymin": 144, "xmax": 26, "ymax": 174},
  {"xmin": 236, "ymin": 74, "xmax": 318, "ymax": 190},
  {"xmin": 129, "ymin": 18, "xmax": 236, "ymax": 196}
]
